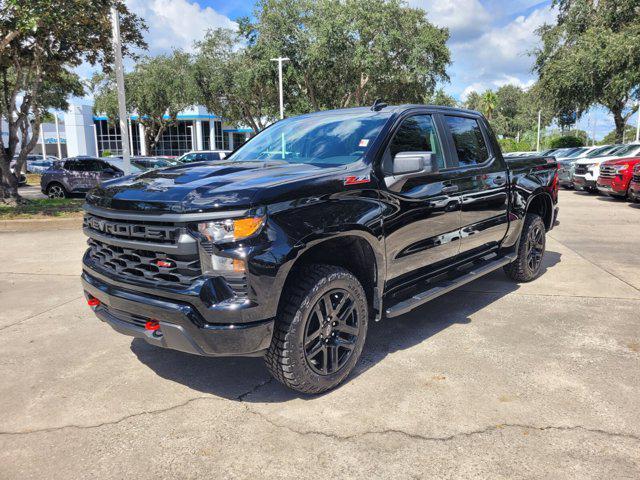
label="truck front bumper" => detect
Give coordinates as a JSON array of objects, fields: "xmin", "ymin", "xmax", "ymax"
[
  {"xmin": 573, "ymin": 175, "xmax": 596, "ymax": 191},
  {"xmin": 82, "ymin": 270, "xmax": 274, "ymax": 357}
]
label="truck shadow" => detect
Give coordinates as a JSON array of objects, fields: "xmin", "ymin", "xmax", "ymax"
[{"xmin": 131, "ymin": 250, "xmax": 562, "ymax": 402}]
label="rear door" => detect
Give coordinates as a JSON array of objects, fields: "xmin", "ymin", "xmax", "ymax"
[
  {"xmin": 381, "ymin": 111, "xmax": 462, "ymax": 287},
  {"xmin": 441, "ymin": 114, "xmax": 509, "ymax": 256}
]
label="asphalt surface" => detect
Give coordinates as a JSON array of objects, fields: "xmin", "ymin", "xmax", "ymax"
[{"xmin": 1, "ymin": 190, "xmax": 639, "ymax": 479}]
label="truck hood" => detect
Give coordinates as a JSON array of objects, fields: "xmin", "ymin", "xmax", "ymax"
[
  {"xmin": 601, "ymin": 157, "xmax": 640, "ymax": 166},
  {"xmin": 85, "ymin": 160, "xmax": 350, "ymax": 213}
]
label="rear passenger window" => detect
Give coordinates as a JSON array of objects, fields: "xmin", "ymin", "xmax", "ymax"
[
  {"xmin": 444, "ymin": 116, "xmax": 489, "ymax": 166},
  {"xmin": 388, "ymin": 115, "xmax": 445, "ymax": 169}
]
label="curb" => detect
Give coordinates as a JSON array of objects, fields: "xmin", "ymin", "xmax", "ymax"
[{"xmin": 0, "ymin": 216, "xmax": 83, "ymax": 232}]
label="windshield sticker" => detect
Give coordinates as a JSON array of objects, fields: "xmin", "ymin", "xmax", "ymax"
[{"xmin": 359, "ymin": 139, "xmax": 370, "ymax": 147}]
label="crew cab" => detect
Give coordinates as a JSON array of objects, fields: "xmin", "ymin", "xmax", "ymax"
[
  {"xmin": 598, "ymin": 157, "xmax": 640, "ymax": 199},
  {"xmin": 81, "ymin": 105, "xmax": 558, "ymax": 393}
]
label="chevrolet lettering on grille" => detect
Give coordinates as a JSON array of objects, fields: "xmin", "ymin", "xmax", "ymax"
[{"xmin": 84, "ymin": 215, "xmax": 176, "ymax": 242}]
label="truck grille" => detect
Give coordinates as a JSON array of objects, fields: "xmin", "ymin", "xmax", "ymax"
[
  {"xmin": 599, "ymin": 164, "xmax": 617, "ymax": 179},
  {"xmin": 633, "ymin": 166, "xmax": 640, "ymax": 182},
  {"xmin": 87, "ymin": 238, "xmax": 201, "ymax": 286},
  {"xmin": 574, "ymin": 165, "xmax": 588, "ymax": 175}
]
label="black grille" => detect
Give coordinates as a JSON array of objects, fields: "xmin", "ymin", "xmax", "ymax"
[
  {"xmin": 106, "ymin": 307, "xmax": 149, "ymax": 329},
  {"xmin": 226, "ymin": 276, "xmax": 249, "ymax": 299},
  {"xmin": 87, "ymin": 238, "xmax": 201, "ymax": 286},
  {"xmin": 574, "ymin": 165, "xmax": 588, "ymax": 175},
  {"xmin": 599, "ymin": 164, "xmax": 617, "ymax": 179},
  {"xmin": 633, "ymin": 173, "xmax": 640, "ymax": 182},
  {"xmin": 84, "ymin": 214, "xmax": 181, "ymax": 244}
]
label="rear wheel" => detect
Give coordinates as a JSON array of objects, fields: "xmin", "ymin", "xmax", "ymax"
[
  {"xmin": 265, "ymin": 265, "xmax": 368, "ymax": 394},
  {"xmin": 504, "ymin": 213, "xmax": 546, "ymax": 282},
  {"xmin": 46, "ymin": 183, "xmax": 67, "ymax": 199}
]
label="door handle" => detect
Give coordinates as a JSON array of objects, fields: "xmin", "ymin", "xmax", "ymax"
[{"xmin": 442, "ymin": 185, "xmax": 459, "ymax": 194}]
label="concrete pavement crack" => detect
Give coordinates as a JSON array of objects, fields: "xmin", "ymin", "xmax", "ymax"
[
  {"xmin": 0, "ymin": 377, "xmax": 273, "ymax": 436},
  {"xmin": 242, "ymin": 410, "xmax": 640, "ymax": 444},
  {"xmin": 0, "ymin": 296, "xmax": 83, "ymax": 332}
]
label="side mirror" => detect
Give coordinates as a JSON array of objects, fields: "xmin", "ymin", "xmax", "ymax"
[
  {"xmin": 392, "ymin": 151, "xmax": 438, "ymax": 175},
  {"xmin": 386, "ymin": 152, "xmax": 438, "ymax": 191}
]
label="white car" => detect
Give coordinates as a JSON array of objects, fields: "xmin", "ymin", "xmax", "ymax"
[
  {"xmin": 573, "ymin": 143, "xmax": 640, "ymax": 192},
  {"xmin": 177, "ymin": 150, "xmax": 232, "ymax": 163}
]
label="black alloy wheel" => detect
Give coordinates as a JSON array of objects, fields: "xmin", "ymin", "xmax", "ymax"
[
  {"xmin": 303, "ymin": 289, "xmax": 360, "ymax": 376},
  {"xmin": 525, "ymin": 222, "xmax": 545, "ymax": 273}
]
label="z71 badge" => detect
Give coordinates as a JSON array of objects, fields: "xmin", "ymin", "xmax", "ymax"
[{"xmin": 344, "ymin": 174, "xmax": 370, "ymax": 186}]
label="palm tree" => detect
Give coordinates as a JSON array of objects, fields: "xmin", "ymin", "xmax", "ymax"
[{"xmin": 480, "ymin": 90, "xmax": 498, "ymax": 120}]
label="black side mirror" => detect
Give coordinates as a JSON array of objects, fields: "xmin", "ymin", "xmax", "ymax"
[{"xmin": 386, "ymin": 151, "xmax": 438, "ymax": 191}]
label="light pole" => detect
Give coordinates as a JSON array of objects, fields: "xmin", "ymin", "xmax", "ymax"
[
  {"xmin": 536, "ymin": 110, "xmax": 542, "ymax": 151},
  {"xmin": 111, "ymin": 6, "xmax": 131, "ymax": 175},
  {"xmin": 271, "ymin": 57, "xmax": 290, "ymax": 119},
  {"xmin": 91, "ymin": 124, "xmax": 100, "ymax": 157}
]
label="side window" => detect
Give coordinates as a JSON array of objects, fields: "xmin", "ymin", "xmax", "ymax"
[
  {"xmin": 86, "ymin": 161, "xmax": 105, "ymax": 172},
  {"xmin": 64, "ymin": 160, "xmax": 81, "ymax": 171},
  {"xmin": 444, "ymin": 116, "xmax": 489, "ymax": 166},
  {"xmin": 205, "ymin": 152, "xmax": 221, "ymax": 161},
  {"xmin": 181, "ymin": 153, "xmax": 195, "ymax": 163},
  {"xmin": 388, "ymin": 115, "xmax": 445, "ymax": 169}
]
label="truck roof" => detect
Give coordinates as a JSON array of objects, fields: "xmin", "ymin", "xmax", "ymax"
[{"xmin": 292, "ymin": 104, "xmax": 481, "ymax": 119}]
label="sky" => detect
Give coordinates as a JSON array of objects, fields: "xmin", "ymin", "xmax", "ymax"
[{"xmin": 77, "ymin": 0, "xmax": 637, "ymax": 140}]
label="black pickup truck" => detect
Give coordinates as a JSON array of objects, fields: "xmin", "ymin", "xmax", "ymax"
[{"xmin": 81, "ymin": 105, "xmax": 558, "ymax": 393}]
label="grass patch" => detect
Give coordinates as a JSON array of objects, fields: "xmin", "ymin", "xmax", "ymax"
[{"xmin": 0, "ymin": 198, "xmax": 84, "ymax": 220}]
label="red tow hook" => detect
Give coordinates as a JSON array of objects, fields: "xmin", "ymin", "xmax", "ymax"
[
  {"xmin": 87, "ymin": 296, "xmax": 101, "ymax": 309},
  {"xmin": 145, "ymin": 320, "xmax": 160, "ymax": 331}
]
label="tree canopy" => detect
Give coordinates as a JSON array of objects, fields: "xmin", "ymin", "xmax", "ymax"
[
  {"xmin": 0, "ymin": 0, "xmax": 146, "ymax": 201},
  {"xmin": 533, "ymin": 0, "xmax": 640, "ymax": 143},
  {"xmin": 94, "ymin": 51, "xmax": 196, "ymax": 154}
]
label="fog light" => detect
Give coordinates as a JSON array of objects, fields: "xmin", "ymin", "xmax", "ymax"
[{"xmin": 87, "ymin": 297, "xmax": 100, "ymax": 308}]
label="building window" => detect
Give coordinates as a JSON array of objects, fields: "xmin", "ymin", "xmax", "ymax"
[
  {"xmin": 94, "ymin": 119, "xmax": 122, "ymax": 156},
  {"xmin": 233, "ymin": 132, "xmax": 246, "ymax": 148},
  {"xmin": 214, "ymin": 120, "xmax": 224, "ymax": 150},
  {"xmin": 202, "ymin": 120, "xmax": 210, "ymax": 151},
  {"xmin": 152, "ymin": 121, "xmax": 194, "ymax": 157}
]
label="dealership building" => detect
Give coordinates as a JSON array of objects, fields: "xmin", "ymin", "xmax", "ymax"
[{"xmin": 9, "ymin": 102, "xmax": 253, "ymax": 159}]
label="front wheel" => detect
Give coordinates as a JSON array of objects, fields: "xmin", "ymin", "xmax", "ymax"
[
  {"xmin": 265, "ymin": 265, "xmax": 368, "ymax": 394},
  {"xmin": 46, "ymin": 183, "xmax": 67, "ymax": 199},
  {"xmin": 504, "ymin": 213, "xmax": 546, "ymax": 282}
]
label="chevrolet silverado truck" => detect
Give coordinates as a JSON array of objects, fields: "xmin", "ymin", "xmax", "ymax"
[
  {"xmin": 81, "ymin": 105, "xmax": 558, "ymax": 393},
  {"xmin": 597, "ymin": 157, "xmax": 640, "ymax": 199}
]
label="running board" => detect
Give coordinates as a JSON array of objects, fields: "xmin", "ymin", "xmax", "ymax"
[{"xmin": 384, "ymin": 253, "xmax": 517, "ymax": 318}]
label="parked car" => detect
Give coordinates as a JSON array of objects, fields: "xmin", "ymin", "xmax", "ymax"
[
  {"xmin": 558, "ymin": 145, "xmax": 617, "ymax": 188},
  {"xmin": 81, "ymin": 104, "xmax": 559, "ymax": 393},
  {"xmin": 628, "ymin": 164, "xmax": 640, "ymax": 202},
  {"xmin": 40, "ymin": 156, "xmax": 141, "ymax": 198},
  {"xmin": 574, "ymin": 143, "xmax": 640, "ymax": 192},
  {"xmin": 177, "ymin": 150, "xmax": 232, "ymax": 163},
  {"xmin": 596, "ymin": 157, "xmax": 640, "ymax": 199},
  {"xmin": 131, "ymin": 156, "xmax": 182, "ymax": 171},
  {"xmin": 26, "ymin": 158, "xmax": 58, "ymax": 174}
]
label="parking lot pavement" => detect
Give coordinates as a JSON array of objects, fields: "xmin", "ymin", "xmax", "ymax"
[{"xmin": 1, "ymin": 190, "xmax": 639, "ymax": 479}]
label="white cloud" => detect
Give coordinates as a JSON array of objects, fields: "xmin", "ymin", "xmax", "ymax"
[
  {"xmin": 126, "ymin": 0, "xmax": 236, "ymax": 54},
  {"xmin": 408, "ymin": 0, "xmax": 492, "ymax": 43}
]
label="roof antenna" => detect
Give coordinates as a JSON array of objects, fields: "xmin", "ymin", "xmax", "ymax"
[{"xmin": 371, "ymin": 98, "xmax": 387, "ymax": 111}]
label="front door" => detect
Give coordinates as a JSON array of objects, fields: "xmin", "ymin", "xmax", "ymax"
[
  {"xmin": 441, "ymin": 114, "xmax": 509, "ymax": 256},
  {"xmin": 380, "ymin": 113, "xmax": 462, "ymax": 289}
]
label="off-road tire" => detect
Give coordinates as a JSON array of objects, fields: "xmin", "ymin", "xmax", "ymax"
[
  {"xmin": 503, "ymin": 213, "xmax": 546, "ymax": 282},
  {"xmin": 265, "ymin": 265, "xmax": 368, "ymax": 394}
]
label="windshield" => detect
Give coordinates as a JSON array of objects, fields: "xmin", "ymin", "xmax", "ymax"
[
  {"xmin": 613, "ymin": 144, "xmax": 640, "ymax": 157},
  {"xmin": 586, "ymin": 145, "xmax": 614, "ymax": 158},
  {"xmin": 228, "ymin": 111, "xmax": 392, "ymax": 167},
  {"xmin": 565, "ymin": 147, "xmax": 588, "ymax": 158}
]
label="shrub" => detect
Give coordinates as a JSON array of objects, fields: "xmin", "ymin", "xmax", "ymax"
[{"xmin": 548, "ymin": 135, "xmax": 584, "ymax": 148}]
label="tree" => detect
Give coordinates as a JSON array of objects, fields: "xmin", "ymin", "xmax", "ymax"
[
  {"xmin": 463, "ymin": 91, "xmax": 482, "ymax": 111},
  {"xmin": 534, "ymin": 0, "xmax": 640, "ymax": 143},
  {"xmin": 480, "ymin": 90, "xmax": 498, "ymax": 120},
  {"xmin": 0, "ymin": 0, "xmax": 146, "ymax": 202},
  {"xmin": 238, "ymin": 0, "xmax": 450, "ymax": 117},
  {"xmin": 425, "ymin": 88, "xmax": 458, "ymax": 107},
  {"xmin": 548, "ymin": 135, "xmax": 584, "ymax": 148},
  {"xmin": 94, "ymin": 51, "xmax": 196, "ymax": 154},
  {"xmin": 601, "ymin": 125, "xmax": 638, "ymax": 145},
  {"xmin": 192, "ymin": 28, "xmax": 279, "ymax": 132}
]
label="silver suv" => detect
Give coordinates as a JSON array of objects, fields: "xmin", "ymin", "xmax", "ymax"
[{"xmin": 40, "ymin": 156, "xmax": 140, "ymax": 198}]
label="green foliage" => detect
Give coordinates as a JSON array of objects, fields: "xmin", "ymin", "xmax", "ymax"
[
  {"xmin": 0, "ymin": 0, "xmax": 146, "ymax": 199},
  {"xmin": 601, "ymin": 125, "xmax": 638, "ymax": 145},
  {"xmin": 425, "ymin": 88, "xmax": 458, "ymax": 107},
  {"xmin": 548, "ymin": 135, "xmax": 584, "ymax": 148},
  {"xmin": 94, "ymin": 51, "xmax": 196, "ymax": 154},
  {"xmin": 101, "ymin": 150, "xmax": 112, "ymax": 158},
  {"xmin": 228, "ymin": 0, "xmax": 450, "ymax": 123},
  {"xmin": 534, "ymin": 0, "xmax": 640, "ymax": 143},
  {"xmin": 463, "ymin": 91, "xmax": 482, "ymax": 111},
  {"xmin": 480, "ymin": 90, "xmax": 498, "ymax": 120},
  {"xmin": 0, "ymin": 198, "xmax": 83, "ymax": 219},
  {"xmin": 498, "ymin": 137, "xmax": 534, "ymax": 153}
]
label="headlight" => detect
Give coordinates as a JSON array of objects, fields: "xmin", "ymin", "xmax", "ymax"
[
  {"xmin": 613, "ymin": 164, "xmax": 630, "ymax": 173},
  {"xmin": 197, "ymin": 216, "xmax": 265, "ymax": 243}
]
